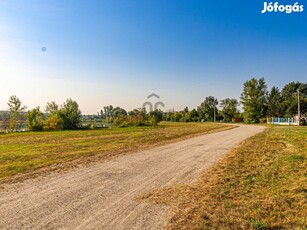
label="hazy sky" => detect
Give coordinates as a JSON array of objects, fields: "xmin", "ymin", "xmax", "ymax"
[{"xmin": 1, "ymin": 0, "xmax": 306, "ymax": 114}]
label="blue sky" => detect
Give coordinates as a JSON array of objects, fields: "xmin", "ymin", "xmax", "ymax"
[{"xmin": 0, "ymin": 0, "xmax": 306, "ymax": 113}]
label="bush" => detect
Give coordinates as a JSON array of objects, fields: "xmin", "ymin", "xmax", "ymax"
[
  {"xmin": 26, "ymin": 107, "xmax": 44, "ymax": 131},
  {"xmin": 259, "ymin": 118, "xmax": 267, "ymax": 123},
  {"xmin": 118, "ymin": 121, "xmax": 132, "ymax": 127},
  {"xmin": 232, "ymin": 117, "xmax": 244, "ymax": 123},
  {"xmin": 301, "ymin": 114, "xmax": 307, "ymax": 126},
  {"xmin": 113, "ymin": 114, "xmax": 128, "ymax": 126},
  {"xmin": 44, "ymin": 114, "xmax": 64, "ymax": 131},
  {"xmin": 150, "ymin": 115, "xmax": 159, "ymax": 126}
]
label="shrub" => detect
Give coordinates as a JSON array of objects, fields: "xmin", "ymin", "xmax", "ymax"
[
  {"xmin": 26, "ymin": 107, "xmax": 44, "ymax": 131},
  {"xmin": 259, "ymin": 118, "xmax": 267, "ymax": 123},
  {"xmin": 118, "ymin": 121, "xmax": 131, "ymax": 127},
  {"xmin": 113, "ymin": 114, "xmax": 128, "ymax": 126},
  {"xmin": 44, "ymin": 114, "xmax": 64, "ymax": 131},
  {"xmin": 150, "ymin": 115, "xmax": 159, "ymax": 126}
]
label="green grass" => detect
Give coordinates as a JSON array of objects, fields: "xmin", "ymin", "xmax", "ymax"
[
  {"xmin": 143, "ymin": 125, "xmax": 307, "ymax": 229},
  {"xmin": 0, "ymin": 122, "xmax": 231, "ymax": 183}
]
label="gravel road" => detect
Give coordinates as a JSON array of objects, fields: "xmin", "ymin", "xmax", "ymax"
[{"xmin": 0, "ymin": 125, "xmax": 265, "ymax": 230}]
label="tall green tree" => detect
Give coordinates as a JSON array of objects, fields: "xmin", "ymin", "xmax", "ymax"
[
  {"xmin": 281, "ymin": 82, "xmax": 307, "ymax": 117},
  {"xmin": 240, "ymin": 78, "xmax": 268, "ymax": 123},
  {"xmin": 26, "ymin": 107, "xmax": 44, "ymax": 131},
  {"xmin": 173, "ymin": 111, "xmax": 183, "ymax": 122},
  {"xmin": 58, "ymin": 99, "xmax": 82, "ymax": 130},
  {"xmin": 45, "ymin": 101, "xmax": 59, "ymax": 116},
  {"xmin": 182, "ymin": 107, "xmax": 189, "ymax": 122},
  {"xmin": 197, "ymin": 96, "xmax": 218, "ymax": 122},
  {"xmin": 44, "ymin": 101, "xmax": 64, "ymax": 130},
  {"xmin": 148, "ymin": 109, "xmax": 163, "ymax": 122},
  {"xmin": 220, "ymin": 98, "xmax": 240, "ymax": 122},
  {"xmin": 103, "ymin": 105, "xmax": 113, "ymax": 118},
  {"xmin": 111, "ymin": 107, "xmax": 127, "ymax": 118},
  {"xmin": 7, "ymin": 95, "xmax": 26, "ymax": 131},
  {"xmin": 267, "ymin": 86, "xmax": 282, "ymax": 117},
  {"xmin": 188, "ymin": 109, "xmax": 199, "ymax": 122}
]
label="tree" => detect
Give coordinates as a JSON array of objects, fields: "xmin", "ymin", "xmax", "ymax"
[
  {"xmin": 173, "ymin": 111, "xmax": 183, "ymax": 122},
  {"xmin": 103, "ymin": 105, "xmax": 113, "ymax": 118},
  {"xmin": 182, "ymin": 107, "xmax": 189, "ymax": 122},
  {"xmin": 188, "ymin": 109, "xmax": 199, "ymax": 122},
  {"xmin": 197, "ymin": 96, "xmax": 218, "ymax": 122},
  {"xmin": 281, "ymin": 82, "xmax": 307, "ymax": 117},
  {"xmin": 220, "ymin": 98, "xmax": 240, "ymax": 122},
  {"xmin": 128, "ymin": 108, "xmax": 146, "ymax": 126},
  {"xmin": 150, "ymin": 115, "xmax": 159, "ymax": 126},
  {"xmin": 111, "ymin": 107, "xmax": 127, "ymax": 118},
  {"xmin": 101, "ymin": 105, "xmax": 114, "ymax": 123},
  {"xmin": 0, "ymin": 111, "xmax": 9, "ymax": 131},
  {"xmin": 240, "ymin": 78, "xmax": 268, "ymax": 123},
  {"xmin": 7, "ymin": 95, "xmax": 26, "ymax": 131},
  {"xmin": 148, "ymin": 109, "xmax": 163, "ymax": 123},
  {"xmin": 113, "ymin": 114, "xmax": 129, "ymax": 127},
  {"xmin": 162, "ymin": 111, "xmax": 174, "ymax": 122},
  {"xmin": 58, "ymin": 99, "xmax": 82, "ymax": 130},
  {"xmin": 267, "ymin": 87, "xmax": 282, "ymax": 117},
  {"xmin": 26, "ymin": 107, "xmax": 44, "ymax": 131},
  {"xmin": 45, "ymin": 101, "xmax": 59, "ymax": 116}
]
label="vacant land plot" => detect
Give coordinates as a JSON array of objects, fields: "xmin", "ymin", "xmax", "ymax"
[
  {"xmin": 144, "ymin": 126, "xmax": 307, "ymax": 229},
  {"xmin": 0, "ymin": 125, "xmax": 263, "ymax": 229},
  {"xmin": 0, "ymin": 122, "xmax": 232, "ymax": 183}
]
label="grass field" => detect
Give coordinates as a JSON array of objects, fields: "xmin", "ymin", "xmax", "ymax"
[
  {"xmin": 0, "ymin": 122, "xmax": 232, "ymax": 184},
  {"xmin": 144, "ymin": 125, "xmax": 307, "ymax": 229}
]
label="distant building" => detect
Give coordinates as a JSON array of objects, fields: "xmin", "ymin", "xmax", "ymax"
[{"xmin": 267, "ymin": 116, "xmax": 299, "ymax": 126}]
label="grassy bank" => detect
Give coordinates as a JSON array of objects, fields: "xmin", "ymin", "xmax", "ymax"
[
  {"xmin": 144, "ymin": 126, "xmax": 307, "ymax": 229},
  {"xmin": 0, "ymin": 122, "xmax": 231, "ymax": 183}
]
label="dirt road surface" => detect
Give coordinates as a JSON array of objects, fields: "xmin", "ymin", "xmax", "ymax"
[{"xmin": 0, "ymin": 125, "xmax": 265, "ymax": 229}]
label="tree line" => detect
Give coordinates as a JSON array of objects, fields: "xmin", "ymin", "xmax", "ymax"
[
  {"xmin": 0, "ymin": 78, "xmax": 306, "ymax": 132},
  {"xmin": 0, "ymin": 98, "xmax": 164, "ymax": 132},
  {"xmin": 0, "ymin": 97, "xmax": 83, "ymax": 131},
  {"xmin": 164, "ymin": 78, "xmax": 306, "ymax": 124},
  {"xmin": 241, "ymin": 78, "xmax": 306, "ymax": 123}
]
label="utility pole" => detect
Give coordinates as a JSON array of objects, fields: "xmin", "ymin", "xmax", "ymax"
[
  {"xmin": 297, "ymin": 88, "xmax": 301, "ymax": 126},
  {"xmin": 214, "ymin": 106, "xmax": 216, "ymax": 123}
]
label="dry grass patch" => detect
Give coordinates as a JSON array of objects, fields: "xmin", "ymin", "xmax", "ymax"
[
  {"xmin": 0, "ymin": 122, "xmax": 232, "ymax": 184},
  {"xmin": 143, "ymin": 126, "xmax": 307, "ymax": 229}
]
